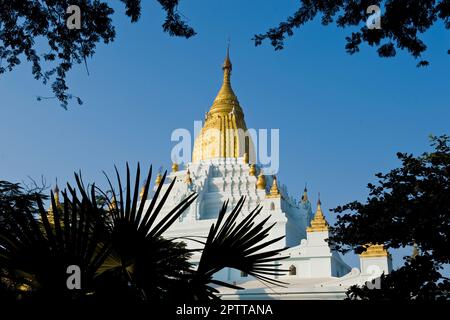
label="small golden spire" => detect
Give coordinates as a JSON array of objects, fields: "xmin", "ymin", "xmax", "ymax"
[
  {"xmin": 109, "ymin": 197, "xmax": 117, "ymax": 211},
  {"xmin": 185, "ymin": 169, "xmax": 192, "ymax": 185},
  {"xmin": 172, "ymin": 162, "xmax": 179, "ymax": 172},
  {"xmin": 223, "ymin": 42, "xmax": 232, "ymax": 71},
  {"xmin": 360, "ymin": 244, "xmax": 389, "ymax": 258},
  {"xmin": 155, "ymin": 173, "xmax": 162, "ymax": 186},
  {"xmin": 306, "ymin": 195, "xmax": 329, "ymax": 232},
  {"xmin": 47, "ymin": 180, "xmax": 62, "ymax": 225},
  {"xmin": 249, "ymin": 164, "xmax": 257, "ymax": 176},
  {"xmin": 412, "ymin": 242, "xmax": 419, "ymax": 259},
  {"xmin": 139, "ymin": 181, "xmax": 146, "ymax": 201},
  {"xmin": 267, "ymin": 175, "xmax": 281, "ymax": 198},
  {"xmin": 301, "ymin": 184, "xmax": 308, "ymax": 202},
  {"xmin": 53, "ymin": 179, "xmax": 60, "ymax": 206},
  {"xmin": 210, "ymin": 45, "xmax": 239, "ymax": 114},
  {"xmin": 243, "ymin": 152, "xmax": 249, "ymax": 164},
  {"xmin": 256, "ymin": 172, "xmax": 266, "ymax": 190}
]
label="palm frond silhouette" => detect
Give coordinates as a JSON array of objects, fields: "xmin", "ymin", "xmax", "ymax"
[{"xmin": 0, "ymin": 164, "xmax": 287, "ymax": 302}]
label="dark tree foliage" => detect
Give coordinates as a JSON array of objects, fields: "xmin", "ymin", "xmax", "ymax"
[
  {"xmin": 2, "ymin": 1, "xmax": 448, "ymax": 109},
  {"xmin": 0, "ymin": 181, "xmax": 44, "ymax": 231},
  {"xmin": 347, "ymin": 254, "xmax": 450, "ymax": 300},
  {"xmin": 0, "ymin": 164, "xmax": 286, "ymax": 302},
  {"xmin": 329, "ymin": 135, "xmax": 450, "ymax": 300},
  {"xmin": 0, "ymin": 181, "xmax": 45, "ymax": 301},
  {"xmin": 0, "ymin": 0, "xmax": 195, "ymax": 108},
  {"xmin": 253, "ymin": 0, "xmax": 450, "ymax": 66}
]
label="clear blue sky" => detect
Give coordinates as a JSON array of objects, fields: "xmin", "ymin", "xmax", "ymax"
[{"xmin": 0, "ymin": 1, "xmax": 449, "ymax": 270}]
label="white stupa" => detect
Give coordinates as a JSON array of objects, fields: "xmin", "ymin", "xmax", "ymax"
[{"xmin": 142, "ymin": 49, "xmax": 392, "ymax": 299}]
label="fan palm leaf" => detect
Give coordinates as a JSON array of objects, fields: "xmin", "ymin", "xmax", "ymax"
[
  {"xmin": 191, "ymin": 196, "xmax": 288, "ymax": 300},
  {"xmin": 1, "ymin": 165, "xmax": 289, "ymax": 302},
  {"xmin": 92, "ymin": 163, "xmax": 198, "ymax": 301},
  {"xmin": 0, "ymin": 179, "xmax": 111, "ymax": 301}
]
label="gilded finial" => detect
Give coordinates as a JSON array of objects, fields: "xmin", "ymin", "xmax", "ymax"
[
  {"xmin": 301, "ymin": 183, "xmax": 308, "ymax": 202},
  {"xmin": 223, "ymin": 39, "xmax": 232, "ymax": 71},
  {"xmin": 243, "ymin": 152, "xmax": 249, "ymax": 164},
  {"xmin": 267, "ymin": 175, "xmax": 281, "ymax": 198},
  {"xmin": 139, "ymin": 180, "xmax": 147, "ymax": 200},
  {"xmin": 109, "ymin": 195, "xmax": 117, "ymax": 211},
  {"xmin": 412, "ymin": 242, "xmax": 419, "ymax": 259},
  {"xmin": 256, "ymin": 172, "xmax": 266, "ymax": 190},
  {"xmin": 53, "ymin": 179, "xmax": 60, "ymax": 206},
  {"xmin": 249, "ymin": 164, "xmax": 257, "ymax": 176},
  {"xmin": 360, "ymin": 244, "xmax": 389, "ymax": 258},
  {"xmin": 172, "ymin": 162, "xmax": 179, "ymax": 172},
  {"xmin": 306, "ymin": 195, "xmax": 329, "ymax": 232},
  {"xmin": 111, "ymin": 198, "xmax": 117, "ymax": 210},
  {"xmin": 155, "ymin": 173, "xmax": 162, "ymax": 186},
  {"xmin": 47, "ymin": 179, "xmax": 62, "ymax": 225},
  {"xmin": 185, "ymin": 169, "xmax": 192, "ymax": 185}
]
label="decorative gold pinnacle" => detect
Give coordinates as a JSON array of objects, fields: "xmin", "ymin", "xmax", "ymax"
[
  {"xmin": 249, "ymin": 164, "xmax": 257, "ymax": 176},
  {"xmin": 47, "ymin": 182, "xmax": 61, "ymax": 225},
  {"xmin": 360, "ymin": 244, "xmax": 389, "ymax": 258},
  {"xmin": 223, "ymin": 44, "xmax": 232, "ymax": 70},
  {"xmin": 109, "ymin": 197, "xmax": 117, "ymax": 211},
  {"xmin": 53, "ymin": 181, "xmax": 60, "ymax": 206},
  {"xmin": 172, "ymin": 162, "xmax": 179, "ymax": 172},
  {"xmin": 185, "ymin": 169, "xmax": 192, "ymax": 185},
  {"xmin": 256, "ymin": 172, "xmax": 266, "ymax": 190},
  {"xmin": 139, "ymin": 181, "xmax": 146, "ymax": 201},
  {"xmin": 266, "ymin": 175, "xmax": 281, "ymax": 198},
  {"xmin": 192, "ymin": 47, "xmax": 252, "ymax": 161},
  {"xmin": 155, "ymin": 173, "xmax": 162, "ymax": 186},
  {"xmin": 301, "ymin": 184, "xmax": 308, "ymax": 202},
  {"xmin": 412, "ymin": 242, "xmax": 419, "ymax": 259},
  {"xmin": 306, "ymin": 197, "xmax": 329, "ymax": 232}
]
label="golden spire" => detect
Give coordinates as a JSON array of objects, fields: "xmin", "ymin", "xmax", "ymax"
[
  {"xmin": 192, "ymin": 47, "xmax": 253, "ymax": 161},
  {"xmin": 47, "ymin": 181, "xmax": 61, "ymax": 225},
  {"xmin": 306, "ymin": 195, "xmax": 329, "ymax": 232},
  {"xmin": 243, "ymin": 152, "xmax": 249, "ymax": 164},
  {"xmin": 109, "ymin": 197, "xmax": 117, "ymax": 211},
  {"xmin": 249, "ymin": 164, "xmax": 257, "ymax": 176},
  {"xmin": 360, "ymin": 244, "xmax": 389, "ymax": 258},
  {"xmin": 267, "ymin": 175, "xmax": 281, "ymax": 198},
  {"xmin": 256, "ymin": 172, "xmax": 266, "ymax": 190},
  {"xmin": 209, "ymin": 45, "xmax": 241, "ymax": 116},
  {"xmin": 172, "ymin": 162, "xmax": 179, "ymax": 172},
  {"xmin": 185, "ymin": 169, "xmax": 192, "ymax": 185},
  {"xmin": 223, "ymin": 42, "xmax": 232, "ymax": 69},
  {"xmin": 53, "ymin": 180, "xmax": 61, "ymax": 206},
  {"xmin": 412, "ymin": 242, "xmax": 419, "ymax": 259},
  {"xmin": 139, "ymin": 181, "xmax": 146, "ymax": 201},
  {"xmin": 155, "ymin": 173, "xmax": 162, "ymax": 186},
  {"xmin": 301, "ymin": 184, "xmax": 308, "ymax": 202}
]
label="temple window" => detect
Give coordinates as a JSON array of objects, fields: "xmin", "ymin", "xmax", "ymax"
[{"xmin": 289, "ymin": 265, "xmax": 297, "ymax": 276}]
